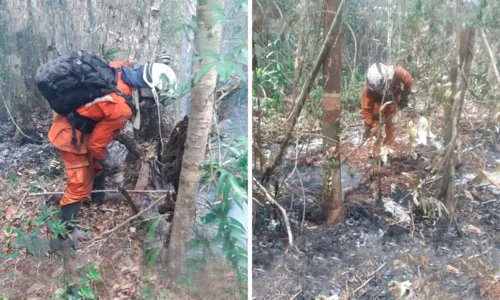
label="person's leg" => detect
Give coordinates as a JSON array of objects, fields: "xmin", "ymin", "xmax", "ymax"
[
  {"xmin": 91, "ymin": 169, "xmax": 123, "ymax": 204},
  {"xmin": 91, "ymin": 162, "xmax": 106, "ymax": 204},
  {"xmin": 87, "ymin": 102, "xmax": 131, "ymax": 161},
  {"xmin": 59, "ymin": 151, "xmax": 93, "ymax": 229}
]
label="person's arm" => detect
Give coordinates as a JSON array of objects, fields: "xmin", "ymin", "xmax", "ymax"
[
  {"xmin": 361, "ymin": 88, "xmax": 374, "ymax": 126},
  {"xmin": 395, "ymin": 66, "xmax": 413, "ymax": 108},
  {"xmin": 361, "ymin": 88, "xmax": 376, "ymax": 137},
  {"xmin": 396, "ymin": 66, "xmax": 413, "ymax": 93}
]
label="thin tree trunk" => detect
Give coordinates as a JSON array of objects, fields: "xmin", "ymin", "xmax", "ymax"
[
  {"xmin": 455, "ymin": 28, "xmax": 476, "ymax": 127},
  {"xmin": 439, "ymin": 2, "xmax": 476, "ymax": 214},
  {"xmin": 322, "ymin": 0, "xmax": 344, "ymax": 225},
  {"xmin": 263, "ymin": 0, "xmax": 345, "ymax": 183},
  {"xmin": 480, "ymin": 29, "xmax": 500, "ymax": 84},
  {"xmin": 288, "ymin": 25, "xmax": 304, "ymax": 112},
  {"xmin": 443, "ymin": 0, "xmax": 460, "ymax": 155},
  {"xmin": 167, "ymin": 0, "xmax": 223, "ymax": 281},
  {"xmin": 387, "ymin": 0, "xmax": 393, "ymax": 64},
  {"xmin": 397, "ymin": 0, "xmax": 401, "ymax": 62}
]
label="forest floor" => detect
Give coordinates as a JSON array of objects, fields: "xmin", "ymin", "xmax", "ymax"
[
  {"xmin": 0, "ymin": 115, "xmax": 238, "ymax": 299},
  {"xmin": 252, "ymin": 103, "xmax": 500, "ymax": 300}
]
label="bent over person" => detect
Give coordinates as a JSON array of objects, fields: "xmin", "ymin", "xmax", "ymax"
[
  {"xmin": 361, "ymin": 63, "xmax": 413, "ymax": 153},
  {"xmin": 35, "ymin": 51, "xmax": 177, "ymax": 245}
]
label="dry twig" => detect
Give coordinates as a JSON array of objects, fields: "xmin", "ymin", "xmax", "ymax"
[
  {"xmin": 87, "ymin": 196, "xmax": 166, "ymax": 241},
  {"xmin": 352, "ymin": 262, "xmax": 387, "ymax": 295},
  {"xmin": 253, "ymin": 177, "xmax": 294, "ymax": 246}
]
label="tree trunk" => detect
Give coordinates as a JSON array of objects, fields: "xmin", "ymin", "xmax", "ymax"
[
  {"xmin": 387, "ymin": 0, "xmax": 393, "ymax": 65},
  {"xmin": 397, "ymin": 0, "xmax": 402, "ymax": 62},
  {"xmin": 439, "ymin": 0, "xmax": 476, "ymax": 214},
  {"xmin": 288, "ymin": 25, "xmax": 304, "ymax": 112},
  {"xmin": 321, "ymin": 0, "xmax": 344, "ymax": 225},
  {"xmin": 455, "ymin": 28, "xmax": 476, "ymax": 127},
  {"xmin": 167, "ymin": 0, "xmax": 223, "ymax": 281},
  {"xmin": 481, "ymin": 29, "xmax": 500, "ymax": 84},
  {"xmin": 443, "ymin": 0, "xmax": 460, "ymax": 148}
]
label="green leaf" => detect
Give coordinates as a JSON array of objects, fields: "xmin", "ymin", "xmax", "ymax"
[
  {"xmin": 79, "ymin": 288, "xmax": 95, "ymax": 300},
  {"xmin": 14, "ymin": 228, "xmax": 26, "ymax": 238},
  {"xmin": 226, "ymin": 62, "xmax": 247, "ymax": 82},
  {"xmin": 215, "ymin": 171, "xmax": 228, "ymax": 197},
  {"xmin": 146, "ymin": 217, "xmax": 162, "ymax": 243},
  {"xmin": 194, "ymin": 60, "xmax": 218, "ymax": 83},
  {"xmin": 7, "ymin": 250, "xmax": 20, "ymax": 259},
  {"xmin": 222, "ymin": 181, "xmax": 231, "ymax": 214},
  {"xmin": 228, "ymin": 176, "xmax": 247, "ymax": 208},
  {"xmin": 202, "ymin": 212, "xmax": 217, "ymax": 225},
  {"xmin": 88, "ymin": 269, "xmax": 101, "ymax": 281},
  {"xmin": 227, "ymin": 217, "xmax": 246, "ymax": 233},
  {"xmin": 146, "ymin": 247, "xmax": 161, "ymax": 269},
  {"xmin": 192, "ymin": 54, "xmax": 217, "ymax": 61},
  {"xmin": 216, "ymin": 62, "xmax": 232, "ymax": 82}
]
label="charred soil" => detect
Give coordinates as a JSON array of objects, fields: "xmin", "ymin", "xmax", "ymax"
[{"xmin": 253, "ymin": 109, "xmax": 500, "ymax": 299}]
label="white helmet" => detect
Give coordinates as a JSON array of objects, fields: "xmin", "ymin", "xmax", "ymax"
[
  {"xmin": 142, "ymin": 63, "xmax": 177, "ymax": 99},
  {"xmin": 366, "ymin": 63, "xmax": 394, "ymax": 92}
]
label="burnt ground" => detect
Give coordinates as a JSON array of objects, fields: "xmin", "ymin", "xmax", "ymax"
[
  {"xmin": 0, "ymin": 116, "xmax": 240, "ymax": 299},
  {"xmin": 253, "ymin": 108, "xmax": 500, "ymax": 299}
]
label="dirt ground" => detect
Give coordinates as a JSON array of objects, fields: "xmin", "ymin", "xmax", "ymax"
[
  {"xmin": 0, "ymin": 117, "xmax": 239, "ymax": 299},
  {"xmin": 252, "ymin": 106, "xmax": 500, "ymax": 299}
]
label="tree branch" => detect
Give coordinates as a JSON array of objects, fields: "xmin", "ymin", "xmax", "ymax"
[
  {"xmin": 89, "ymin": 195, "xmax": 166, "ymax": 241},
  {"xmin": 253, "ymin": 177, "xmax": 294, "ymax": 246},
  {"xmin": 114, "ymin": 133, "xmax": 146, "ymax": 157},
  {"xmin": 481, "ymin": 29, "xmax": 500, "ymax": 84}
]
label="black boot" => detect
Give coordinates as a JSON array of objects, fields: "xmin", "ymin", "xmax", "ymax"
[
  {"xmin": 92, "ymin": 173, "xmax": 106, "ymax": 204},
  {"xmin": 61, "ymin": 202, "xmax": 81, "ymax": 226},
  {"xmin": 92, "ymin": 172, "xmax": 123, "ymax": 205}
]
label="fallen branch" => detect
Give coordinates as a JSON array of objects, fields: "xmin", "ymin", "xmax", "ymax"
[
  {"xmin": 88, "ymin": 195, "xmax": 166, "ymax": 241},
  {"xmin": 290, "ymin": 289, "xmax": 303, "ymax": 300},
  {"xmin": 253, "ymin": 177, "xmax": 294, "ymax": 246},
  {"xmin": 482, "ymin": 199, "xmax": 497, "ymax": 206},
  {"xmin": 29, "ymin": 190, "xmax": 173, "ymax": 196},
  {"xmin": 352, "ymin": 262, "xmax": 387, "ymax": 295}
]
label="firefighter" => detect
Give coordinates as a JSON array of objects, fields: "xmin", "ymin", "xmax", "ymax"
[
  {"xmin": 361, "ymin": 63, "xmax": 413, "ymax": 158},
  {"xmin": 46, "ymin": 60, "xmax": 177, "ymax": 242}
]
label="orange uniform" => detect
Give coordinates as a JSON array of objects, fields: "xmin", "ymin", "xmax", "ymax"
[
  {"xmin": 361, "ymin": 66, "xmax": 412, "ymax": 147},
  {"xmin": 48, "ymin": 61, "xmax": 133, "ymax": 206}
]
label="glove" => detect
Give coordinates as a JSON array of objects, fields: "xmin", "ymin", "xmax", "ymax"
[
  {"xmin": 363, "ymin": 124, "xmax": 372, "ymax": 139},
  {"xmin": 99, "ymin": 155, "xmax": 125, "ymax": 188}
]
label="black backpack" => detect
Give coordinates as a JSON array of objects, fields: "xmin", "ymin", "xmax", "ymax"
[{"xmin": 35, "ymin": 50, "xmax": 134, "ymax": 146}]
